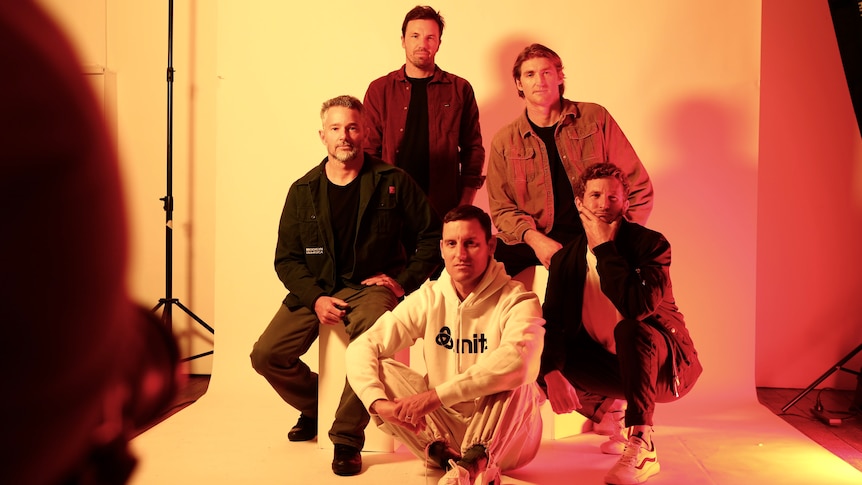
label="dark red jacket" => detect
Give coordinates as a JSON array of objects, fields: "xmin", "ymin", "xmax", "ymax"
[{"xmin": 363, "ymin": 65, "xmax": 485, "ymax": 216}]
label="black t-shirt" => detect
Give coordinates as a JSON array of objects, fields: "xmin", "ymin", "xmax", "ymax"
[
  {"xmin": 528, "ymin": 120, "xmax": 581, "ymax": 235},
  {"xmin": 328, "ymin": 176, "xmax": 360, "ymax": 279},
  {"xmin": 397, "ymin": 76, "xmax": 432, "ymax": 194}
]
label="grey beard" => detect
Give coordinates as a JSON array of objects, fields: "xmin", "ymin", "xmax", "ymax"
[{"xmin": 332, "ymin": 148, "xmax": 359, "ymax": 162}]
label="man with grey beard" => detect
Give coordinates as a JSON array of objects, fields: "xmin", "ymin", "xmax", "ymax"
[{"xmin": 251, "ymin": 95, "xmax": 441, "ymax": 477}]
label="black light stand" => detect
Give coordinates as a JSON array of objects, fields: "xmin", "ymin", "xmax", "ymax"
[
  {"xmin": 152, "ymin": 0, "xmax": 214, "ymax": 362},
  {"xmin": 781, "ymin": 342, "xmax": 862, "ymax": 414}
]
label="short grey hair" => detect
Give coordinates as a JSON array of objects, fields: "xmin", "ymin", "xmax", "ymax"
[{"xmin": 320, "ymin": 95, "xmax": 363, "ymax": 120}]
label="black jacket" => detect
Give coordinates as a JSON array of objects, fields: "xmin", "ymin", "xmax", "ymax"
[
  {"xmin": 275, "ymin": 155, "xmax": 441, "ymax": 310},
  {"xmin": 541, "ymin": 219, "xmax": 702, "ymax": 396}
]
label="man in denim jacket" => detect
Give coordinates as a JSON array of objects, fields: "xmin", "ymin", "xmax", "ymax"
[
  {"xmin": 250, "ymin": 95, "xmax": 441, "ymax": 477},
  {"xmin": 487, "ymin": 43, "xmax": 653, "ymax": 278}
]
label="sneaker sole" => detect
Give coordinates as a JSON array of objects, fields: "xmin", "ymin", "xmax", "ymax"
[{"xmin": 604, "ymin": 462, "xmax": 660, "ymax": 484}]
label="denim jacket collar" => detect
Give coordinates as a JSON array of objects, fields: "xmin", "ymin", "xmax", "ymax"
[{"xmin": 515, "ymin": 98, "xmax": 581, "ymax": 139}]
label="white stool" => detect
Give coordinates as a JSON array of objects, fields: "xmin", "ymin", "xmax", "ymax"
[{"xmin": 318, "ymin": 323, "xmax": 395, "ymax": 452}]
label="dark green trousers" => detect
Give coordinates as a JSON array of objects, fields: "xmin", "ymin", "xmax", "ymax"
[{"xmin": 251, "ymin": 285, "xmax": 398, "ymax": 449}]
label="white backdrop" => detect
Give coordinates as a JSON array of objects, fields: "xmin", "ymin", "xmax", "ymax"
[
  {"xmin": 125, "ymin": 2, "xmax": 862, "ymax": 484},
  {"xmin": 211, "ymin": 0, "xmax": 760, "ymax": 411}
]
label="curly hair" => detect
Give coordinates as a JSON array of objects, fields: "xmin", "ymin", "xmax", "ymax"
[{"xmin": 574, "ymin": 162, "xmax": 630, "ymax": 199}]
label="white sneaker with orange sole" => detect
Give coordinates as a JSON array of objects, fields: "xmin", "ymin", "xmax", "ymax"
[{"xmin": 604, "ymin": 435, "xmax": 660, "ymax": 484}]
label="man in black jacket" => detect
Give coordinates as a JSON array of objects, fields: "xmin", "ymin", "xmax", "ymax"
[
  {"xmin": 250, "ymin": 95, "xmax": 441, "ymax": 477},
  {"xmin": 540, "ymin": 162, "xmax": 702, "ymax": 485}
]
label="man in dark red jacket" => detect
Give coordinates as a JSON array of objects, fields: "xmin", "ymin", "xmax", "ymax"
[{"xmin": 362, "ymin": 5, "xmax": 485, "ymax": 219}]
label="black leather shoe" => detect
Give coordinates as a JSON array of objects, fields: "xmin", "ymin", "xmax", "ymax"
[
  {"xmin": 287, "ymin": 415, "xmax": 317, "ymax": 442},
  {"xmin": 332, "ymin": 444, "xmax": 362, "ymax": 476}
]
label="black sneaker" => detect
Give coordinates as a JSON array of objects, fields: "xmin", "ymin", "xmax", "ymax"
[
  {"xmin": 332, "ymin": 443, "xmax": 362, "ymax": 476},
  {"xmin": 287, "ymin": 414, "xmax": 317, "ymax": 442},
  {"xmin": 456, "ymin": 444, "xmax": 488, "ymax": 480},
  {"xmin": 427, "ymin": 440, "xmax": 461, "ymax": 469}
]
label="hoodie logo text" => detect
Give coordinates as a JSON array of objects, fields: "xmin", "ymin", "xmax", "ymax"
[{"xmin": 435, "ymin": 326, "xmax": 488, "ymax": 354}]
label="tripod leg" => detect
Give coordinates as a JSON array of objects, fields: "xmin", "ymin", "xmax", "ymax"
[
  {"xmin": 181, "ymin": 350, "xmax": 214, "ymax": 362},
  {"xmin": 781, "ymin": 343, "xmax": 862, "ymax": 413},
  {"xmin": 174, "ymin": 300, "xmax": 214, "ymax": 334}
]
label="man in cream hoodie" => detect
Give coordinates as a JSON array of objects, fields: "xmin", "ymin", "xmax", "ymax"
[{"xmin": 346, "ymin": 205, "xmax": 545, "ymax": 485}]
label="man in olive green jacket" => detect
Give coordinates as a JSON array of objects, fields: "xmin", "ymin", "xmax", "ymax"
[{"xmin": 251, "ymin": 95, "xmax": 441, "ymax": 477}]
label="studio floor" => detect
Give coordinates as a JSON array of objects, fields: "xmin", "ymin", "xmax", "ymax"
[{"xmin": 128, "ymin": 375, "xmax": 861, "ymax": 485}]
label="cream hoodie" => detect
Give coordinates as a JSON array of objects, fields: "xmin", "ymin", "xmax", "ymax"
[{"xmin": 346, "ymin": 259, "xmax": 545, "ymax": 409}]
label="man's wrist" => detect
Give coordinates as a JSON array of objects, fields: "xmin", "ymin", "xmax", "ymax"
[{"xmin": 369, "ymin": 398, "xmax": 385, "ymax": 414}]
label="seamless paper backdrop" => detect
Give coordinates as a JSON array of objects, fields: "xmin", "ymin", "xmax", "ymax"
[{"xmin": 212, "ymin": 0, "xmax": 760, "ymax": 409}]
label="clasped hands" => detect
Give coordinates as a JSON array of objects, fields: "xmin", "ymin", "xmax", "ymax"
[{"xmin": 370, "ymin": 389, "xmax": 442, "ymax": 434}]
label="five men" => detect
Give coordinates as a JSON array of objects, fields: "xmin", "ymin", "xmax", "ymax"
[
  {"xmin": 252, "ymin": 14, "xmax": 700, "ymax": 483},
  {"xmin": 346, "ymin": 205, "xmax": 545, "ymax": 485},
  {"xmin": 541, "ymin": 163, "xmax": 702, "ymax": 484},
  {"xmin": 250, "ymin": 95, "xmax": 441, "ymax": 476},
  {"xmin": 363, "ymin": 5, "xmax": 485, "ymax": 218}
]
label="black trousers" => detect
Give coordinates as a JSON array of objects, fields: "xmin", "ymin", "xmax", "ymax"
[{"xmin": 558, "ymin": 321, "xmax": 679, "ymax": 427}]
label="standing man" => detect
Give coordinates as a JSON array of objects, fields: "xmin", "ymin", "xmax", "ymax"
[
  {"xmin": 487, "ymin": 43, "xmax": 653, "ymax": 277},
  {"xmin": 250, "ymin": 95, "xmax": 441, "ymax": 477},
  {"xmin": 346, "ymin": 205, "xmax": 545, "ymax": 485},
  {"xmin": 541, "ymin": 163, "xmax": 702, "ymax": 484},
  {"xmin": 363, "ymin": 5, "xmax": 485, "ymax": 218}
]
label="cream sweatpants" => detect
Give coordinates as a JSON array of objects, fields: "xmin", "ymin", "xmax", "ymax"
[{"xmin": 372, "ymin": 359, "xmax": 544, "ymax": 472}]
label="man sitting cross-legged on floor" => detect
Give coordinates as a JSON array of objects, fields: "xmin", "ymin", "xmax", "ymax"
[{"xmin": 346, "ymin": 205, "xmax": 546, "ymax": 485}]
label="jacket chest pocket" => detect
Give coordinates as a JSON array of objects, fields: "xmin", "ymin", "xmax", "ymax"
[
  {"xmin": 371, "ymin": 192, "xmax": 401, "ymax": 235},
  {"xmin": 562, "ymin": 123, "xmax": 602, "ymax": 167},
  {"xmin": 297, "ymin": 206, "xmax": 324, "ymax": 247},
  {"xmin": 434, "ymin": 98, "xmax": 460, "ymax": 136},
  {"xmin": 506, "ymin": 147, "xmax": 538, "ymax": 183}
]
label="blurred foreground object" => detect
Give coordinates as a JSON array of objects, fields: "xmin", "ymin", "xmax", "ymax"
[{"xmin": 0, "ymin": 2, "xmax": 180, "ymax": 484}]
